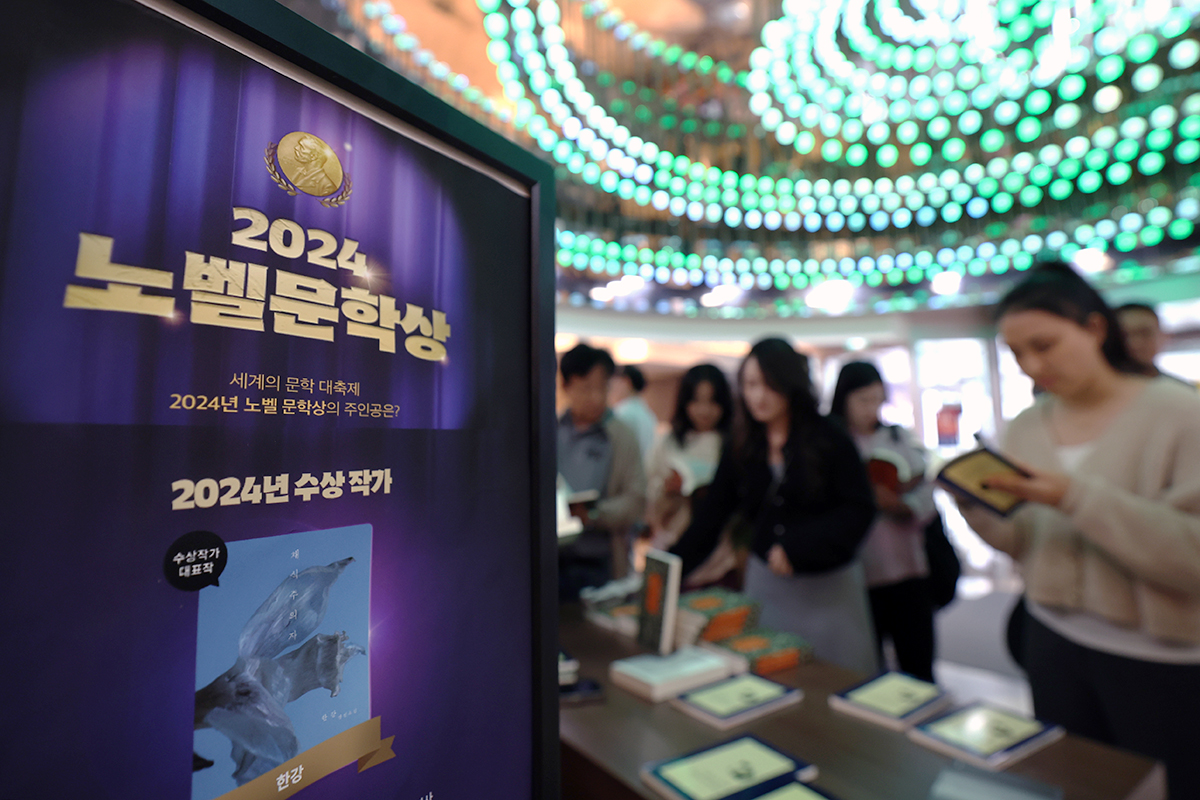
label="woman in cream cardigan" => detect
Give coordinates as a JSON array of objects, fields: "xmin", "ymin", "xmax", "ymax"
[{"xmin": 960, "ymin": 262, "xmax": 1200, "ymax": 798}]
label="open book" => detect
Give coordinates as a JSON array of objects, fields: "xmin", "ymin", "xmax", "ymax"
[{"xmin": 935, "ymin": 447, "xmax": 1030, "ymax": 517}]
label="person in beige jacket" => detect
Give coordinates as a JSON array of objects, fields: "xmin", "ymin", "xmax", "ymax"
[{"xmin": 958, "ymin": 262, "xmax": 1200, "ymax": 799}]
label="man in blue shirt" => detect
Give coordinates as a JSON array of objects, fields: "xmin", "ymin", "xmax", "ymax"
[{"xmin": 557, "ymin": 344, "xmax": 646, "ymax": 599}]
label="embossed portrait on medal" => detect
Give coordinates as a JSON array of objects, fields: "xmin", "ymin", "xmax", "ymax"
[{"xmin": 277, "ymin": 132, "xmax": 343, "ymax": 197}]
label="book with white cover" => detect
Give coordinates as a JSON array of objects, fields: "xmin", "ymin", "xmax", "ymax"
[
  {"xmin": 827, "ymin": 672, "xmax": 953, "ymax": 731},
  {"xmin": 639, "ymin": 736, "xmax": 820, "ymax": 800},
  {"xmin": 670, "ymin": 674, "xmax": 802, "ymax": 730},
  {"xmin": 610, "ymin": 645, "xmax": 735, "ymax": 702},
  {"xmin": 906, "ymin": 703, "xmax": 1065, "ymax": 771}
]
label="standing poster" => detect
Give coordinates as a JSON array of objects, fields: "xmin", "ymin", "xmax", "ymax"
[{"xmin": 0, "ymin": 1, "xmax": 554, "ymax": 798}]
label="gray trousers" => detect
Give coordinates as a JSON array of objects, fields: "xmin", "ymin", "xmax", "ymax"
[{"xmin": 745, "ymin": 556, "xmax": 880, "ymax": 676}]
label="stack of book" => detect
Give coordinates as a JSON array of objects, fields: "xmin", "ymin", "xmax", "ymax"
[
  {"xmin": 674, "ymin": 587, "xmax": 760, "ymax": 647},
  {"xmin": 640, "ymin": 736, "xmax": 840, "ymax": 800},
  {"xmin": 609, "ymin": 645, "xmax": 737, "ymax": 703},
  {"xmin": 705, "ymin": 629, "xmax": 814, "ymax": 676},
  {"xmin": 558, "ymin": 650, "xmax": 580, "ymax": 686},
  {"xmin": 827, "ymin": 672, "xmax": 953, "ymax": 730},
  {"xmin": 582, "ymin": 574, "xmax": 644, "ymax": 637}
]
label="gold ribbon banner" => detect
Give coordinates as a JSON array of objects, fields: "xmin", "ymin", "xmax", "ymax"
[{"xmin": 216, "ymin": 716, "xmax": 396, "ymax": 800}]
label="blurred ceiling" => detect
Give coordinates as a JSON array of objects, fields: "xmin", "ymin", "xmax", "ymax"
[{"xmin": 281, "ymin": 0, "xmax": 1200, "ymax": 329}]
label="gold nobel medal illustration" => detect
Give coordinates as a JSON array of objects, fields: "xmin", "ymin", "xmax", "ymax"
[{"xmin": 265, "ymin": 132, "xmax": 353, "ymax": 207}]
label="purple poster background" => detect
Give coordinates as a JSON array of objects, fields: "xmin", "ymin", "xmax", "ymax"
[{"xmin": 0, "ymin": 1, "xmax": 537, "ymax": 798}]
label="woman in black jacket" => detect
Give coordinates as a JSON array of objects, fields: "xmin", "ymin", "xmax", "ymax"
[{"xmin": 671, "ymin": 338, "xmax": 879, "ymax": 673}]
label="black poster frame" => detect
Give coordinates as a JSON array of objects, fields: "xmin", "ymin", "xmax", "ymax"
[{"xmin": 135, "ymin": 0, "xmax": 559, "ymax": 795}]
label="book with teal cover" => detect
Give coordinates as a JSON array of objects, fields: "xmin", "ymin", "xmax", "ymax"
[{"xmin": 639, "ymin": 735, "xmax": 820, "ymax": 800}]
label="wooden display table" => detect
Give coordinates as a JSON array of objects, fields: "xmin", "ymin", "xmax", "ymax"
[{"xmin": 559, "ymin": 608, "xmax": 1165, "ymax": 800}]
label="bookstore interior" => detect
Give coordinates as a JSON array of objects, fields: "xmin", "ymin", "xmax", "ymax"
[{"xmin": 3, "ymin": 1, "xmax": 1199, "ymax": 800}]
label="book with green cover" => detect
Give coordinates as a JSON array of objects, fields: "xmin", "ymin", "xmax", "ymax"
[
  {"xmin": 640, "ymin": 736, "xmax": 820, "ymax": 800},
  {"xmin": 670, "ymin": 673, "xmax": 802, "ymax": 730},
  {"xmin": 710, "ymin": 629, "xmax": 813, "ymax": 676},
  {"xmin": 827, "ymin": 672, "xmax": 953, "ymax": 730},
  {"xmin": 907, "ymin": 703, "xmax": 1065, "ymax": 770},
  {"xmin": 675, "ymin": 587, "xmax": 760, "ymax": 646}
]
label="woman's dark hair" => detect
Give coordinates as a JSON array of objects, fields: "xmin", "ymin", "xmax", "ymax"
[
  {"xmin": 829, "ymin": 361, "xmax": 885, "ymax": 425},
  {"xmin": 671, "ymin": 364, "xmax": 734, "ymax": 445},
  {"xmin": 994, "ymin": 261, "xmax": 1140, "ymax": 374},
  {"xmin": 617, "ymin": 364, "xmax": 647, "ymax": 392},
  {"xmin": 735, "ymin": 338, "xmax": 826, "ymax": 488}
]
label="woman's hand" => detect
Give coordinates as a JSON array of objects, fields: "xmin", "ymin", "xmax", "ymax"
[
  {"xmin": 767, "ymin": 543, "xmax": 794, "ymax": 577},
  {"xmin": 662, "ymin": 469, "xmax": 684, "ymax": 495},
  {"xmin": 983, "ymin": 464, "xmax": 1070, "ymax": 508}
]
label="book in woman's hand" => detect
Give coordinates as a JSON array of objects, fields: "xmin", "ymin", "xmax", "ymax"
[{"xmin": 935, "ymin": 447, "xmax": 1031, "ymax": 517}]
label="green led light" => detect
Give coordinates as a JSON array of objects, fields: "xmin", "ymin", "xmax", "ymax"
[
  {"xmin": 1141, "ymin": 226, "xmax": 1165, "ymax": 247},
  {"xmin": 928, "ymin": 117, "xmax": 951, "ymax": 140},
  {"xmin": 821, "ymin": 139, "xmax": 843, "ymax": 162},
  {"xmin": 1147, "ymin": 130, "xmax": 1173, "ymax": 151},
  {"xmin": 943, "ymin": 138, "xmax": 966, "ymax": 162},
  {"xmin": 1181, "ymin": 115, "xmax": 1200, "ymax": 140},
  {"xmin": 959, "ymin": 110, "xmax": 983, "ymax": 135},
  {"xmin": 911, "ymin": 143, "xmax": 932, "ymax": 166},
  {"xmin": 995, "ymin": 101, "xmax": 1021, "ymax": 126},
  {"xmin": 1054, "ymin": 104, "xmax": 1081, "ymax": 130},
  {"xmin": 796, "ymin": 131, "xmax": 815, "ymax": 154},
  {"xmin": 1177, "ymin": 141, "xmax": 1200, "ymax": 164},
  {"xmin": 1169, "ymin": 219, "xmax": 1194, "ymax": 239},
  {"xmin": 1049, "ymin": 179, "xmax": 1073, "ymax": 200},
  {"xmin": 1096, "ymin": 54, "xmax": 1126, "ymax": 82},
  {"xmin": 1115, "ymin": 232, "xmax": 1139, "ymax": 252},
  {"xmin": 1108, "ymin": 140, "xmax": 1137, "ymax": 163},
  {"xmin": 1078, "ymin": 170, "xmax": 1102, "ymax": 193},
  {"xmin": 1133, "ymin": 65, "xmax": 1164, "ymax": 93},
  {"xmin": 1058, "ymin": 158, "xmax": 1082, "ymax": 180},
  {"xmin": 1025, "ymin": 89, "xmax": 1051, "ymax": 115},
  {"xmin": 981, "ymin": 130, "xmax": 1006, "ymax": 152},
  {"xmin": 1107, "ymin": 162, "xmax": 1132, "ymax": 185},
  {"xmin": 992, "ymin": 192, "xmax": 1014, "ymax": 213},
  {"xmin": 877, "ymin": 144, "xmax": 899, "ymax": 168},
  {"xmin": 1030, "ymin": 164, "xmax": 1052, "ymax": 186},
  {"xmin": 1139, "ymin": 152, "xmax": 1165, "ymax": 175},
  {"xmin": 1128, "ymin": 33, "xmax": 1158, "ymax": 63},
  {"xmin": 978, "ymin": 177, "xmax": 999, "ymax": 197},
  {"xmin": 1020, "ymin": 185, "xmax": 1043, "ymax": 207},
  {"xmin": 906, "ymin": 267, "xmax": 924, "ymax": 284},
  {"xmin": 1016, "ymin": 117, "xmax": 1042, "ymax": 143},
  {"xmin": 1084, "ymin": 148, "xmax": 1109, "ymax": 171},
  {"xmin": 1058, "ymin": 74, "xmax": 1086, "ymax": 101},
  {"xmin": 847, "ymin": 143, "xmax": 868, "ymax": 166}
]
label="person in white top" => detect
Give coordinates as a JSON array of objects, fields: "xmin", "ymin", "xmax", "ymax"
[
  {"xmin": 645, "ymin": 364, "xmax": 736, "ymax": 586},
  {"xmin": 610, "ymin": 364, "xmax": 659, "ymax": 462},
  {"xmin": 957, "ymin": 261, "xmax": 1200, "ymax": 799}
]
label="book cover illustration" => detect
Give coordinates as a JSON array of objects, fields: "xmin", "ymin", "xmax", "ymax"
[
  {"xmin": 641, "ymin": 735, "xmax": 817, "ymax": 800},
  {"xmin": 714, "ymin": 629, "xmax": 813, "ymax": 675},
  {"xmin": 192, "ymin": 525, "xmax": 373, "ymax": 799},
  {"xmin": 840, "ymin": 672, "xmax": 945, "ymax": 719}
]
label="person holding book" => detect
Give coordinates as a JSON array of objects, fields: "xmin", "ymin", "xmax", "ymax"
[
  {"xmin": 671, "ymin": 338, "xmax": 879, "ymax": 674},
  {"xmin": 956, "ymin": 262, "xmax": 1200, "ymax": 798},
  {"xmin": 558, "ymin": 343, "xmax": 647, "ymax": 599},
  {"xmin": 830, "ymin": 361, "xmax": 938, "ymax": 682},
  {"xmin": 646, "ymin": 364, "xmax": 737, "ymax": 587}
]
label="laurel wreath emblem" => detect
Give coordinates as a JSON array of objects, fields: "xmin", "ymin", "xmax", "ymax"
[
  {"xmin": 264, "ymin": 142, "xmax": 297, "ymax": 196},
  {"xmin": 264, "ymin": 141, "xmax": 352, "ymax": 206},
  {"xmin": 320, "ymin": 174, "xmax": 353, "ymax": 208}
]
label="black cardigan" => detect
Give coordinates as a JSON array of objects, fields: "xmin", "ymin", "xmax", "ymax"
[{"xmin": 670, "ymin": 416, "xmax": 877, "ymax": 578}]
